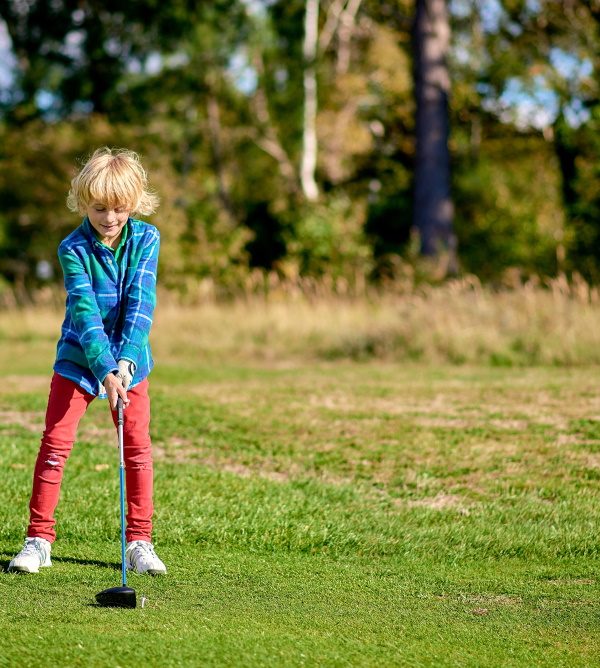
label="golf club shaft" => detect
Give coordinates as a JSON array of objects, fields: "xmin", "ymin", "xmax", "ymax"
[{"xmin": 117, "ymin": 398, "xmax": 126, "ymax": 587}]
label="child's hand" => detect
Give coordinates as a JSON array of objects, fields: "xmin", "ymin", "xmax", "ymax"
[{"xmin": 103, "ymin": 372, "xmax": 130, "ymax": 410}]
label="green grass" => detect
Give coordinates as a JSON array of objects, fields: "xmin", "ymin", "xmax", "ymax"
[{"xmin": 1, "ymin": 339, "xmax": 600, "ymax": 665}]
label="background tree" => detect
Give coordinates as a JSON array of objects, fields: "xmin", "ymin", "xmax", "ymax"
[
  {"xmin": 301, "ymin": 0, "xmax": 320, "ymax": 201},
  {"xmin": 0, "ymin": 0, "xmax": 599, "ymax": 296},
  {"xmin": 412, "ymin": 0, "xmax": 456, "ymax": 273}
]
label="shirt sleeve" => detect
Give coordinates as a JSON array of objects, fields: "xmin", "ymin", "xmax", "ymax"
[
  {"xmin": 118, "ymin": 229, "xmax": 160, "ymax": 368},
  {"xmin": 58, "ymin": 248, "xmax": 119, "ymax": 383}
]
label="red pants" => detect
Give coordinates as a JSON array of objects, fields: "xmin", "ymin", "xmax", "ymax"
[{"xmin": 28, "ymin": 372, "xmax": 154, "ymax": 543}]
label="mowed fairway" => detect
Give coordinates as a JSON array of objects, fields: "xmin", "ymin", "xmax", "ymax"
[{"xmin": 0, "ymin": 316, "xmax": 599, "ymax": 666}]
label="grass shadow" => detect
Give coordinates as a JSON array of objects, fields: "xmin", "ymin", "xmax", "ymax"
[
  {"xmin": 51, "ymin": 556, "xmax": 120, "ymax": 569},
  {"xmin": 0, "ymin": 555, "xmax": 120, "ymax": 572}
]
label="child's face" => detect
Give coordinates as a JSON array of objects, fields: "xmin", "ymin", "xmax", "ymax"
[{"xmin": 86, "ymin": 202, "xmax": 131, "ymax": 248}]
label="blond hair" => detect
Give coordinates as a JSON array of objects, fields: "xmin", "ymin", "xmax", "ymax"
[{"xmin": 67, "ymin": 147, "xmax": 159, "ymax": 216}]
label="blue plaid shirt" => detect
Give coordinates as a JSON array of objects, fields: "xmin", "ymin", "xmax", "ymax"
[{"xmin": 54, "ymin": 217, "xmax": 160, "ymax": 397}]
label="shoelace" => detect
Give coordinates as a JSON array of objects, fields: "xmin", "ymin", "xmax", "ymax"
[
  {"xmin": 129, "ymin": 542, "xmax": 158, "ymax": 565},
  {"xmin": 21, "ymin": 540, "xmax": 45, "ymax": 560}
]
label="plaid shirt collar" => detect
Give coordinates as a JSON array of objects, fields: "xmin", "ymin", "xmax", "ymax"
[{"xmin": 82, "ymin": 217, "xmax": 134, "ymax": 252}]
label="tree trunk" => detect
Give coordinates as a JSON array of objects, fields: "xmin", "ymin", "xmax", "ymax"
[
  {"xmin": 301, "ymin": 0, "xmax": 320, "ymax": 202},
  {"xmin": 206, "ymin": 92, "xmax": 236, "ymax": 223},
  {"xmin": 413, "ymin": 0, "xmax": 456, "ymax": 269},
  {"xmin": 249, "ymin": 48, "xmax": 300, "ymax": 195}
]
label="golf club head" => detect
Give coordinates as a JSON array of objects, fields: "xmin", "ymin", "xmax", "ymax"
[{"xmin": 95, "ymin": 585, "xmax": 136, "ymax": 608}]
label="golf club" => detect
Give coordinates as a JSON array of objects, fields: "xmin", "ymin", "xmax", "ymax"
[{"xmin": 95, "ymin": 397, "xmax": 136, "ymax": 608}]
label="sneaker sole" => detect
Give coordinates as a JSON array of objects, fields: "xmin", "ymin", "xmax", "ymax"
[
  {"xmin": 8, "ymin": 565, "xmax": 39, "ymax": 573},
  {"xmin": 126, "ymin": 566, "xmax": 167, "ymax": 575},
  {"xmin": 8, "ymin": 562, "xmax": 52, "ymax": 573}
]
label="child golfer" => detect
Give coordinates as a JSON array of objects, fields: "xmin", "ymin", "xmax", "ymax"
[{"xmin": 9, "ymin": 147, "xmax": 166, "ymax": 575}]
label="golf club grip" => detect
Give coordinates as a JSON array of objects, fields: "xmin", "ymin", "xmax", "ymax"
[{"xmin": 117, "ymin": 397, "xmax": 124, "ymax": 425}]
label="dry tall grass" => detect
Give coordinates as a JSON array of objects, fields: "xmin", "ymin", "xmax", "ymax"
[{"xmin": 2, "ymin": 276, "xmax": 600, "ymax": 365}]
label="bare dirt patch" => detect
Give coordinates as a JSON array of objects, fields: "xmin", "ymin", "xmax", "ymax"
[
  {"xmin": 154, "ymin": 443, "xmax": 302, "ymax": 483},
  {"xmin": 412, "ymin": 417, "xmax": 480, "ymax": 429},
  {"xmin": 405, "ymin": 493, "xmax": 472, "ymax": 514},
  {"xmin": 0, "ymin": 376, "xmax": 49, "ymax": 394},
  {"xmin": 460, "ymin": 594, "xmax": 523, "ymax": 605},
  {"xmin": 78, "ymin": 424, "xmax": 118, "ymax": 444},
  {"xmin": 0, "ymin": 410, "xmax": 44, "ymax": 432},
  {"xmin": 545, "ymin": 578, "xmax": 596, "ymax": 586}
]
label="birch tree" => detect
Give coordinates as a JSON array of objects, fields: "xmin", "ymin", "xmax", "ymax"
[{"xmin": 301, "ymin": 0, "xmax": 320, "ymax": 201}]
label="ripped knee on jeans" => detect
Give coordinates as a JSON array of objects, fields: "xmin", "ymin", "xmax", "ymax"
[{"xmin": 127, "ymin": 462, "xmax": 153, "ymax": 471}]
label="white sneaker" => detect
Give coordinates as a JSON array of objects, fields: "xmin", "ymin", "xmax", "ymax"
[
  {"xmin": 125, "ymin": 540, "xmax": 167, "ymax": 575},
  {"xmin": 8, "ymin": 537, "xmax": 52, "ymax": 573}
]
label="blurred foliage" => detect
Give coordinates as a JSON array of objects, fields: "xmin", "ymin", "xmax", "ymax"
[
  {"xmin": 452, "ymin": 128, "xmax": 564, "ymax": 280},
  {"xmin": 0, "ymin": 0, "xmax": 599, "ymax": 297},
  {"xmin": 558, "ymin": 108, "xmax": 600, "ymax": 283}
]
